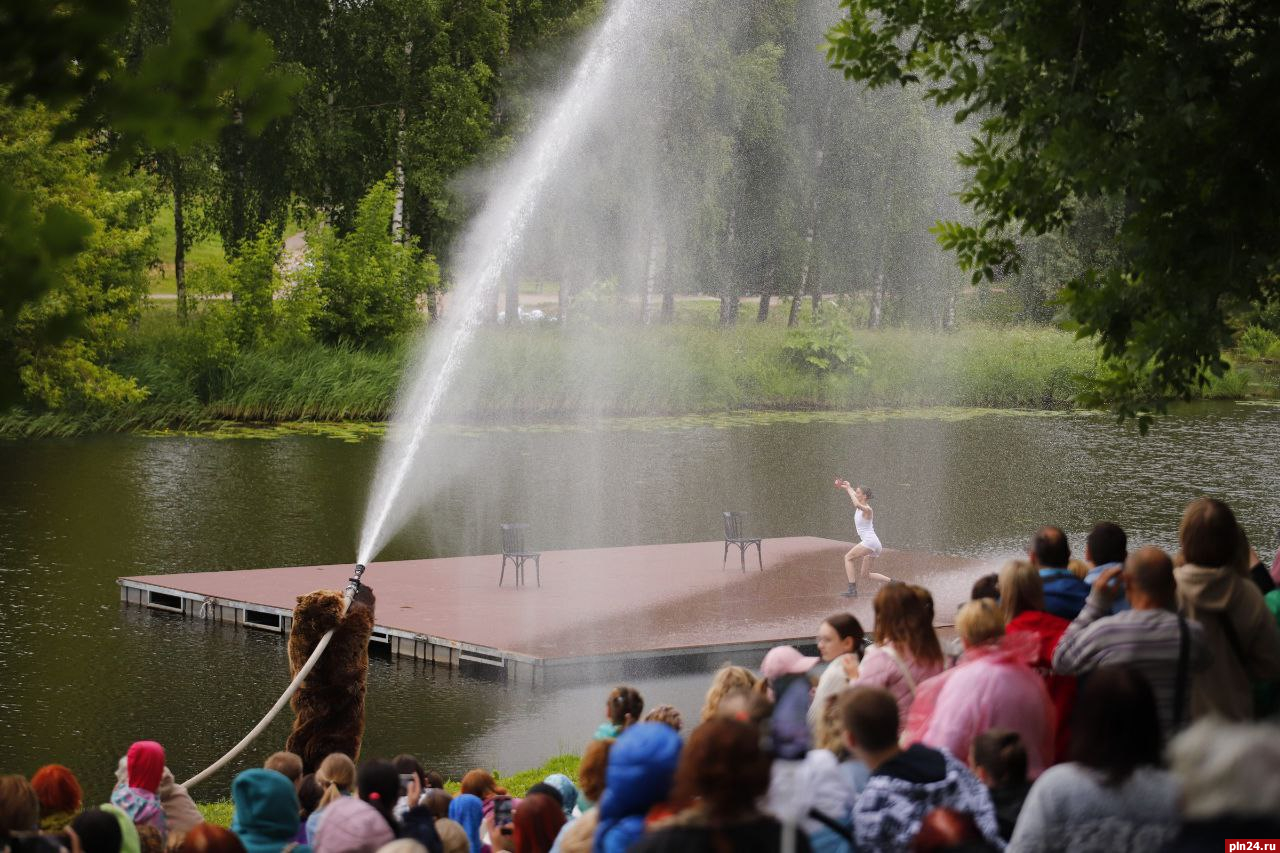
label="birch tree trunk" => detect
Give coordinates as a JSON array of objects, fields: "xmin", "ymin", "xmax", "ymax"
[
  {"xmin": 392, "ymin": 40, "xmax": 411, "ymax": 244},
  {"xmin": 789, "ymin": 101, "xmax": 832, "ymax": 327},
  {"xmin": 719, "ymin": 202, "xmax": 739, "ymax": 326},
  {"xmin": 869, "ymin": 176, "xmax": 894, "ymax": 329},
  {"xmin": 809, "ymin": 261, "xmax": 822, "ymax": 317},
  {"xmin": 660, "ymin": 228, "xmax": 675, "ymax": 322},
  {"xmin": 788, "ymin": 207, "xmax": 817, "ymax": 327},
  {"xmin": 869, "ymin": 270, "xmax": 885, "ymax": 329},
  {"xmin": 393, "ymin": 106, "xmax": 406, "ymax": 244},
  {"xmin": 640, "ymin": 225, "xmax": 659, "ymax": 324},
  {"xmin": 757, "ymin": 254, "xmax": 776, "ymax": 322}
]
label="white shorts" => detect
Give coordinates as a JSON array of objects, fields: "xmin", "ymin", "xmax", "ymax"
[{"xmin": 856, "ymin": 536, "xmax": 883, "ymax": 557}]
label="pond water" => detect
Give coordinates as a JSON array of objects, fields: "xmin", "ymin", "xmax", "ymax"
[{"xmin": 2, "ymin": 402, "xmax": 1279, "ymax": 801}]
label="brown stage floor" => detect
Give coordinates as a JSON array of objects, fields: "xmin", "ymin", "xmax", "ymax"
[{"xmin": 119, "ymin": 538, "xmax": 985, "ymax": 665}]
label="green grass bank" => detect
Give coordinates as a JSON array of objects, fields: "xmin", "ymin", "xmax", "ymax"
[
  {"xmin": 195, "ymin": 753, "xmax": 580, "ymax": 828},
  {"xmin": 1, "ymin": 315, "xmax": 1268, "ymax": 438}
]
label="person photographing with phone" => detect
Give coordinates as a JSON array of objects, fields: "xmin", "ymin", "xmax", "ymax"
[{"xmin": 834, "ymin": 479, "xmax": 891, "ymax": 597}]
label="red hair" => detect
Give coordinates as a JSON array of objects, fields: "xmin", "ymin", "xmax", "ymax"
[
  {"xmin": 31, "ymin": 765, "xmax": 82, "ymax": 815},
  {"xmin": 511, "ymin": 793, "xmax": 565, "ymax": 853},
  {"xmin": 459, "ymin": 769, "xmax": 504, "ymax": 800},
  {"xmin": 177, "ymin": 823, "xmax": 248, "ymax": 853},
  {"xmin": 671, "ymin": 718, "xmax": 770, "ymax": 819}
]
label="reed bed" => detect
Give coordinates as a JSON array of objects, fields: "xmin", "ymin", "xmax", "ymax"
[{"xmin": 1, "ymin": 318, "xmax": 1263, "ymax": 438}]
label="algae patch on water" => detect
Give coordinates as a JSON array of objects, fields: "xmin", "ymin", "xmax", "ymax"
[
  {"xmin": 141, "ymin": 421, "xmax": 389, "ymax": 443},
  {"xmin": 138, "ymin": 407, "xmax": 1085, "ymax": 443}
]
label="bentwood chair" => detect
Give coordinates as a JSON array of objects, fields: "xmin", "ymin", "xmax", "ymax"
[
  {"xmin": 500, "ymin": 523, "xmax": 541, "ymax": 587},
  {"xmin": 723, "ymin": 511, "xmax": 763, "ymax": 572}
]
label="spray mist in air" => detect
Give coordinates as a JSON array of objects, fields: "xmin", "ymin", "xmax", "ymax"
[
  {"xmin": 357, "ymin": 0, "xmax": 676, "ymax": 565},
  {"xmin": 356, "ymin": 0, "xmax": 970, "ymax": 565}
]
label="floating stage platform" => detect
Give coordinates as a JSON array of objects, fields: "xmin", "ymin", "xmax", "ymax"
[{"xmin": 119, "ymin": 537, "xmax": 984, "ymax": 681}]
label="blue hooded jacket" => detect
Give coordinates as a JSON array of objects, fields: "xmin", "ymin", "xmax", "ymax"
[
  {"xmin": 447, "ymin": 793, "xmax": 484, "ymax": 853},
  {"xmin": 1039, "ymin": 567, "xmax": 1090, "ymax": 621},
  {"xmin": 231, "ymin": 769, "xmax": 310, "ymax": 853},
  {"xmin": 593, "ymin": 723, "xmax": 682, "ymax": 853}
]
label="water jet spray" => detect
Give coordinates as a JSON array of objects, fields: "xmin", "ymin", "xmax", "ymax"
[{"xmin": 355, "ymin": 0, "xmax": 664, "ymax": 567}]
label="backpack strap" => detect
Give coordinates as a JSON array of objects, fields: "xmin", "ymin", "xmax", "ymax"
[
  {"xmin": 1218, "ymin": 611, "xmax": 1248, "ymax": 666},
  {"xmin": 807, "ymin": 808, "xmax": 854, "ymax": 841},
  {"xmin": 1172, "ymin": 614, "xmax": 1190, "ymax": 732},
  {"xmin": 879, "ymin": 644, "xmax": 918, "ymax": 697}
]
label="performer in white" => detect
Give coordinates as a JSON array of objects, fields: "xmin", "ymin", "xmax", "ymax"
[{"xmin": 835, "ymin": 478, "xmax": 890, "ymax": 596}]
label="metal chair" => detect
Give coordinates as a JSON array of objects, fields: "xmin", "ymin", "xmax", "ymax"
[
  {"xmin": 500, "ymin": 523, "xmax": 541, "ymax": 587},
  {"xmin": 723, "ymin": 511, "xmax": 763, "ymax": 572}
]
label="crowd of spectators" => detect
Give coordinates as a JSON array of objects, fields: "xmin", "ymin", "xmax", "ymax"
[{"xmin": 4, "ymin": 498, "xmax": 1280, "ymax": 853}]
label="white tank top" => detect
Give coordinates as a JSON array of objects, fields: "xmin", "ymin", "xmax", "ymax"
[{"xmin": 855, "ymin": 507, "xmax": 876, "ymax": 541}]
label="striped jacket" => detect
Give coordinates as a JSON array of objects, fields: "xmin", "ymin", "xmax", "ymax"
[{"xmin": 1051, "ymin": 588, "xmax": 1212, "ymax": 737}]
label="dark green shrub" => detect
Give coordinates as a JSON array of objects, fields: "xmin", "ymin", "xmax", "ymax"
[{"xmin": 304, "ymin": 179, "xmax": 439, "ymax": 346}]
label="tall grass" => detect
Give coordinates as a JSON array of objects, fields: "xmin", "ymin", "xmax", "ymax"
[
  {"xmin": 2, "ymin": 316, "xmax": 1265, "ymax": 438},
  {"xmin": 453, "ymin": 323, "xmax": 1099, "ymax": 417}
]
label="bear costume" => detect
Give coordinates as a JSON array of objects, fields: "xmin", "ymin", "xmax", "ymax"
[{"xmin": 285, "ymin": 584, "xmax": 376, "ymax": 773}]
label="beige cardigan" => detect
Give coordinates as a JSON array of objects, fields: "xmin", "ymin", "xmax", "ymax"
[{"xmin": 1175, "ymin": 562, "xmax": 1280, "ymax": 720}]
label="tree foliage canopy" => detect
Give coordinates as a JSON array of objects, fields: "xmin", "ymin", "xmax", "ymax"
[
  {"xmin": 827, "ymin": 0, "xmax": 1280, "ymax": 425},
  {"xmin": 0, "ymin": 101, "xmax": 157, "ymax": 408},
  {"xmin": 0, "ymin": 0, "xmax": 297, "ymax": 407}
]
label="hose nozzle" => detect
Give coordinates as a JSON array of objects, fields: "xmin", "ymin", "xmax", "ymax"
[{"xmin": 345, "ymin": 563, "xmax": 367, "ymax": 600}]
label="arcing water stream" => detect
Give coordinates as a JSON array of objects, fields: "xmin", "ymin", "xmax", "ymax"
[{"xmin": 357, "ymin": 0, "xmax": 678, "ymax": 565}]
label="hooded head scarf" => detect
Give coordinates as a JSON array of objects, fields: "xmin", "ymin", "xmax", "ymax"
[
  {"xmin": 542, "ymin": 775, "xmax": 578, "ymax": 819},
  {"xmin": 231, "ymin": 769, "xmax": 306, "ymax": 853},
  {"xmin": 311, "ymin": 796, "xmax": 392, "ymax": 853},
  {"xmin": 445, "ymin": 794, "xmax": 483, "ymax": 853},
  {"xmin": 126, "ymin": 743, "xmax": 165, "ymax": 793},
  {"xmin": 101, "ymin": 804, "xmax": 142, "ymax": 853}
]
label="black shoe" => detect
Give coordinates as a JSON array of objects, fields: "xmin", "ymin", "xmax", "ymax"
[{"xmin": 840, "ymin": 583, "xmax": 857, "ymax": 597}]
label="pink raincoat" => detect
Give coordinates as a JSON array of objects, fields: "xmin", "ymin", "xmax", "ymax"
[
  {"xmin": 857, "ymin": 642, "xmax": 945, "ymax": 732},
  {"xmin": 903, "ymin": 632, "xmax": 1056, "ymax": 778}
]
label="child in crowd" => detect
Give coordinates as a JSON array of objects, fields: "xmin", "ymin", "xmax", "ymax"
[
  {"xmin": 110, "ymin": 742, "xmax": 167, "ymax": 837},
  {"xmin": 698, "ymin": 666, "xmax": 760, "ymax": 722},
  {"xmin": 306, "ymin": 752, "xmax": 356, "ymax": 843},
  {"xmin": 594, "ymin": 686, "xmax": 644, "ymax": 740},
  {"xmin": 971, "ymin": 729, "xmax": 1031, "ymax": 842},
  {"xmin": 842, "ymin": 686, "xmax": 1002, "ymax": 853}
]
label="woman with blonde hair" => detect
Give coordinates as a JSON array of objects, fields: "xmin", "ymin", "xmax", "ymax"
[
  {"xmin": 854, "ymin": 583, "xmax": 945, "ymax": 729},
  {"xmin": 698, "ymin": 664, "xmax": 761, "ymax": 723},
  {"xmin": 1000, "ymin": 558, "xmax": 1075, "ymax": 761},
  {"xmin": 305, "ymin": 752, "xmax": 356, "ymax": 842},
  {"xmin": 904, "ymin": 598, "xmax": 1056, "ymax": 776}
]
